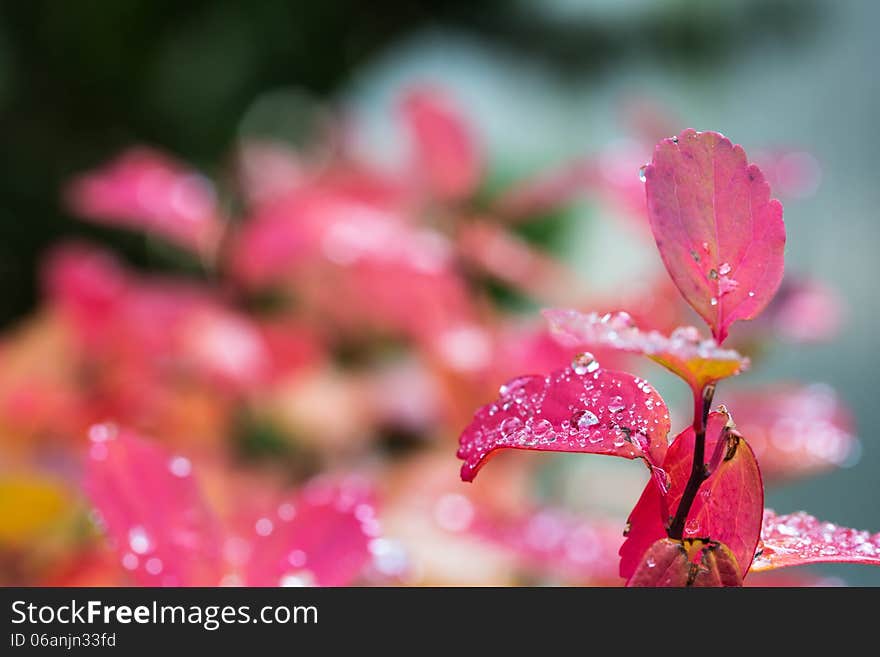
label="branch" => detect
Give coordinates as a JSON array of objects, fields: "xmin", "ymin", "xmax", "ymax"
[{"xmin": 667, "ymin": 383, "xmax": 716, "ymax": 539}]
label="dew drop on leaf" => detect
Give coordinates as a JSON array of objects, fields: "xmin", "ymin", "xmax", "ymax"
[{"xmin": 571, "ymin": 352, "xmax": 599, "ymax": 375}]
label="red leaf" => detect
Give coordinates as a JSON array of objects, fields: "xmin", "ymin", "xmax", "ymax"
[
  {"xmin": 723, "ymin": 384, "xmax": 858, "ymax": 482},
  {"xmin": 619, "ymin": 410, "xmax": 763, "ymax": 580},
  {"xmin": 64, "ymin": 148, "xmax": 222, "ymax": 254},
  {"xmin": 545, "ymin": 309, "xmax": 749, "ymax": 392},
  {"xmin": 243, "ymin": 477, "xmax": 376, "ymax": 587},
  {"xmin": 83, "ymin": 424, "xmax": 224, "ymax": 586},
  {"xmin": 750, "ymin": 510, "xmax": 880, "ymax": 573},
  {"xmin": 644, "ymin": 129, "xmax": 785, "ymax": 343},
  {"xmin": 457, "ymin": 362, "xmax": 672, "ymax": 482},
  {"xmin": 401, "ymin": 87, "xmax": 481, "ymax": 202},
  {"xmin": 627, "ymin": 538, "xmax": 742, "ymax": 587}
]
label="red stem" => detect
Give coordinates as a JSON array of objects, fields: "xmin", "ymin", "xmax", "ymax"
[{"xmin": 667, "ymin": 383, "xmax": 715, "ymax": 539}]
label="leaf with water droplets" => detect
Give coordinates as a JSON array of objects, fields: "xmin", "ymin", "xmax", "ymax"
[
  {"xmin": 619, "ymin": 410, "xmax": 763, "ymax": 581},
  {"xmin": 723, "ymin": 384, "xmax": 858, "ymax": 482},
  {"xmin": 644, "ymin": 129, "xmax": 785, "ymax": 343},
  {"xmin": 64, "ymin": 147, "xmax": 222, "ymax": 255},
  {"xmin": 627, "ymin": 538, "xmax": 742, "ymax": 587},
  {"xmin": 83, "ymin": 425, "xmax": 224, "ymax": 586},
  {"xmin": 244, "ymin": 478, "xmax": 376, "ymax": 587},
  {"xmin": 401, "ymin": 87, "xmax": 481, "ymax": 202},
  {"xmin": 750, "ymin": 510, "xmax": 880, "ymax": 573},
  {"xmin": 456, "ymin": 365, "xmax": 672, "ymax": 482},
  {"xmin": 545, "ymin": 309, "xmax": 748, "ymax": 392}
]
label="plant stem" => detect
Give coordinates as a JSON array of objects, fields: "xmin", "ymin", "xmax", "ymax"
[{"xmin": 667, "ymin": 383, "xmax": 716, "ymax": 540}]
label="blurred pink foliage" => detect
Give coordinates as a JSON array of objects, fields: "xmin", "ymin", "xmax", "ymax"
[{"xmin": 0, "ymin": 85, "xmax": 856, "ymax": 587}]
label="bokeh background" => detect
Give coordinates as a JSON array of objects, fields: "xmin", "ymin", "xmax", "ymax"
[{"xmin": 1, "ymin": 0, "xmax": 878, "ymax": 585}]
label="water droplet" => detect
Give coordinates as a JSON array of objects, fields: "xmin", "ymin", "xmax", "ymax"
[
  {"xmin": 278, "ymin": 503, "xmax": 296, "ymax": 521},
  {"xmin": 145, "ymin": 557, "xmax": 163, "ymax": 576},
  {"xmin": 88, "ymin": 422, "xmax": 118, "ymax": 443},
  {"xmin": 709, "ymin": 268, "xmax": 718, "ymax": 280},
  {"xmin": 609, "ymin": 311, "xmax": 634, "ymax": 329},
  {"xmin": 572, "ymin": 410, "xmax": 599, "ymax": 430},
  {"xmin": 748, "ymin": 291, "xmax": 756, "ymax": 297},
  {"xmin": 710, "ymin": 297, "xmax": 718, "ymax": 306},
  {"xmin": 607, "ymin": 396, "xmax": 626, "ymax": 413},
  {"xmin": 571, "ymin": 352, "xmax": 599, "ymax": 375},
  {"xmin": 168, "ymin": 456, "xmax": 191, "ymax": 478},
  {"xmin": 718, "ymin": 275, "xmax": 739, "ymax": 296},
  {"xmin": 670, "ymin": 326, "xmax": 701, "ymax": 342},
  {"xmin": 646, "ymin": 557, "xmax": 656, "ymax": 568},
  {"xmin": 702, "ymin": 241, "xmax": 710, "ymax": 253},
  {"xmin": 128, "ymin": 526, "xmax": 152, "ymax": 555},
  {"xmin": 684, "ymin": 518, "xmax": 700, "ymax": 536},
  {"xmin": 255, "ymin": 517, "xmax": 274, "ymax": 537},
  {"xmin": 718, "ymin": 262, "xmax": 731, "ymax": 276},
  {"xmin": 612, "ymin": 429, "xmax": 627, "ymax": 447},
  {"xmin": 530, "ymin": 418, "xmax": 556, "ymax": 444},
  {"xmin": 500, "ymin": 416, "xmax": 524, "ymax": 440},
  {"xmin": 638, "ymin": 165, "xmax": 647, "ymax": 182},
  {"xmin": 288, "ymin": 549, "xmax": 307, "ymax": 567}
]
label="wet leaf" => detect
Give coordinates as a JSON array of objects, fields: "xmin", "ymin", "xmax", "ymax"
[
  {"xmin": 244, "ymin": 477, "xmax": 376, "ymax": 587},
  {"xmin": 644, "ymin": 129, "xmax": 785, "ymax": 342},
  {"xmin": 83, "ymin": 424, "xmax": 224, "ymax": 586},
  {"xmin": 750, "ymin": 510, "xmax": 880, "ymax": 573},
  {"xmin": 627, "ymin": 538, "xmax": 742, "ymax": 587},
  {"xmin": 619, "ymin": 411, "xmax": 763, "ymax": 580},
  {"xmin": 457, "ymin": 363, "xmax": 671, "ymax": 482},
  {"xmin": 545, "ymin": 309, "xmax": 748, "ymax": 392}
]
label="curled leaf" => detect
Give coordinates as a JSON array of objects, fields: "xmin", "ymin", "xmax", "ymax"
[
  {"xmin": 750, "ymin": 510, "xmax": 880, "ymax": 573},
  {"xmin": 628, "ymin": 538, "xmax": 742, "ymax": 587},
  {"xmin": 644, "ymin": 129, "xmax": 785, "ymax": 342},
  {"xmin": 457, "ymin": 363, "xmax": 671, "ymax": 482},
  {"xmin": 620, "ymin": 410, "xmax": 763, "ymax": 580},
  {"xmin": 545, "ymin": 309, "xmax": 748, "ymax": 391}
]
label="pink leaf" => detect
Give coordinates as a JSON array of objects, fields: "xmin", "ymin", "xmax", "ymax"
[
  {"xmin": 244, "ymin": 477, "xmax": 377, "ymax": 587},
  {"xmin": 457, "ymin": 362, "xmax": 672, "ymax": 482},
  {"xmin": 83, "ymin": 424, "xmax": 224, "ymax": 586},
  {"xmin": 620, "ymin": 410, "xmax": 763, "ymax": 580},
  {"xmin": 750, "ymin": 510, "xmax": 880, "ymax": 573},
  {"xmin": 644, "ymin": 129, "xmax": 785, "ymax": 343},
  {"xmin": 545, "ymin": 309, "xmax": 748, "ymax": 392},
  {"xmin": 723, "ymin": 384, "xmax": 858, "ymax": 482},
  {"xmin": 65, "ymin": 148, "xmax": 222, "ymax": 254},
  {"xmin": 401, "ymin": 87, "xmax": 481, "ymax": 202}
]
